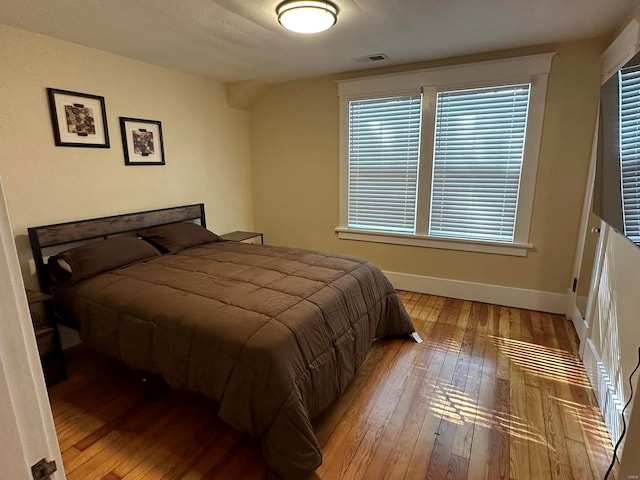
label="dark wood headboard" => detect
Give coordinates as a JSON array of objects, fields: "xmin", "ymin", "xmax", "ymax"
[{"xmin": 28, "ymin": 203, "xmax": 205, "ymax": 294}]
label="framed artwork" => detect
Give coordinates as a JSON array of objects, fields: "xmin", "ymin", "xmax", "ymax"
[
  {"xmin": 47, "ymin": 88, "xmax": 110, "ymax": 148},
  {"xmin": 119, "ymin": 117, "xmax": 165, "ymax": 166}
]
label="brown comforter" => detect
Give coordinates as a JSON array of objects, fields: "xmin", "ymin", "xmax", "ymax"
[{"xmin": 55, "ymin": 241, "xmax": 415, "ymax": 478}]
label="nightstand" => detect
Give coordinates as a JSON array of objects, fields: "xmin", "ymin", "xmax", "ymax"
[
  {"xmin": 220, "ymin": 231, "xmax": 264, "ymax": 244},
  {"xmin": 26, "ymin": 288, "xmax": 66, "ymax": 386}
]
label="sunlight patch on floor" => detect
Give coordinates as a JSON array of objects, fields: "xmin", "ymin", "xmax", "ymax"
[
  {"xmin": 428, "ymin": 381, "xmax": 549, "ymax": 447},
  {"xmin": 490, "ymin": 336, "xmax": 592, "ymax": 388}
]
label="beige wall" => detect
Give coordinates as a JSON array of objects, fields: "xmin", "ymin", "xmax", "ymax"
[
  {"xmin": 0, "ymin": 24, "xmax": 254, "ymax": 287},
  {"xmin": 250, "ymin": 38, "xmax": 607, "ymax": 295}
]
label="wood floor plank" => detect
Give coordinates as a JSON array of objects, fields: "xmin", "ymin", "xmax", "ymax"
[
  {"xmin": 117, "ymin": 409, "xmax": 235, "ymax": 480},
  {"xmin": 403, "ymin": 299, "xmax": 469, "ymax": 480},
  {"xmin": 425, "ymin": 301, "xmax": 474, "ymax": 479},
  {"xmin": 328, "ymin": 297, "xmax": 460, "ymax": 479},
  {"xmin": 354, "ymin": 301, "xmax": 445, "ymax": 480},
  {"xmin": 166, "ymin": 429, "xmax": 243, "ymax": 480},
  {"xmin": 316, "ymin": 339, "xmax": 419, "ymax": 479},
  {"xmin": 109, "ymin": 403, "xmax": 219, "ymax": 478},
  {"xmin": 315, "ymin": 287, "xmax": 431, "ymax": 475},
  {"xmin": 496, "ymin": 306, "xmax": 511, "ymax": 381},
  {"xmin": 526, "ymin": 385, "xmax": 552, "ymax": 479},
  {"xmin": 488, "ymin": 306, "xmax": 511, "ymax": 479},
  {"xmin": 467, "ymin": 303, "xmax": 498, "ymax": 480},
  {"xmin": 565, "ymin": 437, "xmax": 595, "ymax": 480},
  {"xmin": 531, "ymin": 312, "xmax": 573, "ymax": 480},
  {"xmin": 370, "ymin": 300, "xmax": 456, "ymax": 480},
  {"xmin": 314, "ymin": 339, "xmax": 390, "ymax": 447},
  {"xmin": 547, "ymin": 317, "xmax": 591, "ymax": 445},
  {"xmin": 452, "ymin": 302, "xmax": 488, "ymax": 456},
  {"xmin": 66, "ymin": 400, "xmax": 196, "ymax": 478},
  {"xmin": 518, "ymin": 309, "xmax": 541, "ymax": 389},
  {"xmin": 47, "ymin": 292, "xmax": 616, "ymax": 480},
  {"xmin": 489, "ymin": 377, "xmax": 510, "ymax": 479},
  {"xmin": 580, "ymin": 403, "xmax": 618, "ymax": 480},
  {"xmin": 507, "ymin": 308, "xmax": 530, "ymax": 480}
]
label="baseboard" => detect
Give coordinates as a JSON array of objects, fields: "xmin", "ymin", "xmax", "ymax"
[
  {"xmin": 570, "ymin": 302, "xmax": 588, "ymax": 347},
  {"xmin": 583, "ymin": 339, "xmax": 619, "ymax": 445},
  {"xmin": 383, "ymin": 270, "xmax": 567, "ymax": 314}
]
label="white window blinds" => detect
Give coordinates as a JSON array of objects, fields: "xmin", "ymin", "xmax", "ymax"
[
  {"xmin": 429, "ymin": 84, "xmax": 531, "ymax": 242},
  {"xmin": 619, "ymin": 67, "xmax": 640, "ymax": 244},
  {"xmin": 347, "ymin": 95, "xmax": 422, "ymax": 233}
]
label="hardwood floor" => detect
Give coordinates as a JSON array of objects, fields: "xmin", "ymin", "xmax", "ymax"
[{"xmin": 48, "ymin": 292, "xmax": 617, "ymax": 479}]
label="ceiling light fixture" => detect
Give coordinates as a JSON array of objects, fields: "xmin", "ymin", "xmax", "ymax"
[{"xmin": 276, "ymin": 0, "xmax": 339, "ymax": 34}]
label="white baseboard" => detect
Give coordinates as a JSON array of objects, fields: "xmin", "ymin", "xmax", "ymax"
[
  {"xmin": 383, "ymin": 270, "xmax": 567, "ymax": 314},
  {"xmin": 582, "ymin": 339, "xmax": 618, "ymax": 445},
  {"xmin": 570, "ymin": 302, "xmax": 589, "ymax": 347}
]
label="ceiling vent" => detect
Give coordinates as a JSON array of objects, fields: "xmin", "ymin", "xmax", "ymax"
[
  {"xmin": 367, "ymin": 53, "xmax": 388, "ymax": 61},
  {"xmin": 353, "ymin": 53, "xmax": 389, "ymax": 63}
]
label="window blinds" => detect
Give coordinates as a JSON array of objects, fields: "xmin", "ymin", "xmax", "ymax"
[
  {"xmin": 619, "ymin": 67, "xmax": 640, "ymax": 244},
  {"xmin": 429, "ymin": 84, "xmax": 531, "ymax": 242},
  {"xmin": 348, "ymin": 95, "xmax": 422, "ymax": 233}
]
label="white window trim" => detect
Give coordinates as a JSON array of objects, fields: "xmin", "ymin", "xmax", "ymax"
[{"xmin": 337, "ymin": 53, "xmax": 555, "ymax": 256}]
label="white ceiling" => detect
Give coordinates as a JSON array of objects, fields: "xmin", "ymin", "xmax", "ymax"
[{"xmin": 0, "ymin": 0, "xmax": 638, "ymax": 83}]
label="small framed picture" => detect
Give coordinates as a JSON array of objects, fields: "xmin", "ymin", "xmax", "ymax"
[
  {"xmin": 119, "ymin": 117, "xmax": 165, "ymax": 166},
  {"xmin": 47, "ymin": 88, "xmax": 110, "ymax": 148}
]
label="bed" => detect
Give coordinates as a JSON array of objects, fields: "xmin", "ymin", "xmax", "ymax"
[{"xmin": 28, "ymin": 204, "xmax": 417, "ymax": 479}]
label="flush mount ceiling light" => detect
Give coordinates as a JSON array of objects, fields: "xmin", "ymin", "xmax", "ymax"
[{"xmin": 276, "ymin": 0, "xmax": 339, "ymax": 34}]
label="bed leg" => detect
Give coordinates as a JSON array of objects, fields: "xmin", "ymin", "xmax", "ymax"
[{"xmin": 410, "ymin": 332, "xmax": 423, "ymax": 344}]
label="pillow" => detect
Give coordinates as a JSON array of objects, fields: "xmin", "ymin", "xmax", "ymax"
[
  {"xmin": 48, "ymin": 236, "xmax": 161, "ymax": 284},
  {"xmin": 137, "ymin": 222, "xmax": 222, "ymax": 253}
]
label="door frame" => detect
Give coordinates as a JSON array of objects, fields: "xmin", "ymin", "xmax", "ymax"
[
  {"xmin": 566, "ymin": 116, "xmax": 600, "ymax": 349},
  {"xmin": 0, "ymin": 175, "xmax": 64, "ymax": 479}
]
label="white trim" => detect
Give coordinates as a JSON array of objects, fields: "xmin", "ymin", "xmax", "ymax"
[
  {"xmin": 581, "ymin": 221, "xmax": 609, "ymax": 357},
  {"xmin": 602, "ymin": 18, "xmax": 640, "ymax": 83},
  {"xmin": 338, "ymin": 94, "xmax": 349, "ymax": 231},
  {"xmin": 566, "ymin": 112, "xmax": 599, "ymax": 326},
  {"xmin": 0, "ymin": 176, "xmax": 64, "ymax": 479},
  {"xmin": 338, "ymin": 53, "xmax": 555, "ymax": 253},
  {"xmin": 515, "ymin": 71, "xmax": 549, "ymax": 245},
  {"xmin": 383, "ymin": 270, "xmax": 567, "ymax": 313},
  {"xmin": 336, "ymin": 227, "xmax": 531, "ymax": 256},
  {"xmin": 337, "ymin": 53, "xmax": 556, "ymax": 97},
  {"xmin": 569, "ymin": 300, "xmax": 589, "ymax": 347},
  {"xmin": 416, "ymin": 86, "xmax": 437, "ymax": 236}
]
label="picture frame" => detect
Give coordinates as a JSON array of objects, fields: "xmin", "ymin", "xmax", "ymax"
[
  {"xmin": 47, "ymin": 88, "xmax": 110, "ymax": 148},
  {"xmin": 119, "ymin": 117, "xmax": 165, "ymax": 166}
]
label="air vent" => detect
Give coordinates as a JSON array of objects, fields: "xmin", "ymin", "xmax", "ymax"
[
  {"xmin": 352, "ymin": 53, "xmax": 389, "ymax": 63},
  {"xmin": 367, "ymin": 53, "xmax": 388, "ymax": 61}
]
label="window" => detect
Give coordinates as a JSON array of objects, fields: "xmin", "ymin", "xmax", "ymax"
[
  {"xmin": 337, "ymin": 54, "xmax": 554, "ymax": 256},
  {"xmin": 619, "ymin": 65, "xmax": 640, "ymax": 244},
  {"xmin": 348, "ymin": 95, "xmax": 422, "ymax": 233},
  {"xmin": 429, "ymin": 84, "xmax": 530, "ymax": 242}
]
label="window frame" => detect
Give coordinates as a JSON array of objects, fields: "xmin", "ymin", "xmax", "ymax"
[
  {"xmin": 337, "ymin": 53, "xmax": 555, "ymax": 256},
  {"xmin": 618, "ymin": 66, "xmax": 640, "ymax": 244},
  {"xmin": 347, "ymin": 93, "xmax": 423, "ymax": 234}
]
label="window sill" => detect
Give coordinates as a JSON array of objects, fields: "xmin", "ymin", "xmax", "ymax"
[{"xmin": 335, "ymin": 227, "xmax": 533, "ymax": 257}]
